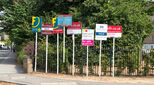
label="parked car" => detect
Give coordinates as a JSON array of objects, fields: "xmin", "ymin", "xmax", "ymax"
[
  {"xmin": 2, "ymin": 45, "xmax": 9, "ymax": 49},
  {"xmin": 0, "ymin": 43, "xmax": 9, "ymax": 50}
]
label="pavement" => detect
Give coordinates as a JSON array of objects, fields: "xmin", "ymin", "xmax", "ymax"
[
  {"xmin": 0, "ymin": 50, "xmax": 153, "ymax": 85},
  {"xmin": 1, "ymin": 73, "xmax": 153, "ymax": 85},
  {"xmin": 0, "ymin": 50, "xmax": 23, "ymax": 74}
]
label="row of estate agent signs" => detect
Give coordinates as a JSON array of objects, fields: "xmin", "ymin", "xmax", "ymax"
[{"xmin": 32, "ymin": 15, "xmax": 122, "ymax": 77}]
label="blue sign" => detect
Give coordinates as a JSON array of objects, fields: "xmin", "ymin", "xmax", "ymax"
[
  {"xmin": 52, "ymin": 17, "xmax": 63, "ymax": 29},
  {"xmin": 96, "ymin": 32, "xmax": 107, "ymax": 36},
  {"xmin": 32, "ymin": 17, "xmax": 42, "ymax": 32},
  {"xmin": 57, "ymin": 15, "xmax": 72, "ymax": 26}
]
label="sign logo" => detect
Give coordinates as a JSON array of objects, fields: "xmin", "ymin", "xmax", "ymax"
[
  {"xmin": 52, "ymin": 18, "xmax": 63, "ymax": 29},
  {"xmin": 52, "ymin": 18, "xmax": 58, "ymax": 29},
  {"xmin": 100, "ymin": 26, "xmax": 104, "ymax": 28},
  {"xmin": 32, "ymin": 17, "xmax": 42, "ymax": 32}
]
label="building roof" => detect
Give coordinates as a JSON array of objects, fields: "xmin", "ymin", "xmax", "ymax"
[{"xmin": 144, "ymin": 31, "xmax": 154, "ymax": 44}]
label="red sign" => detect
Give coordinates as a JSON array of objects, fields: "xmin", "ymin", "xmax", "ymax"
[
  {"xmin": 41, "ymin": 24, "xmax": 53, "ymax": 35},
  {"xmin": 107, "ymin": 25, "xmax": 122, "ymax": 38},
  {"xmin": 53, "ymin": 29, "xmax": 63, "ymax": 34}
]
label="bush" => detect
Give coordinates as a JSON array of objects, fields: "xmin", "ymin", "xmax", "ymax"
[
  {"xmin": 102, "ymin": 54, "xmax": 108, "ymax": 75},
  {"xmin": 17, "ymin": 49, "xmax": 27, "ymax": 65},
  {"xmin": 37, "ymin": 40, "xmax": 70, "ymax": 73},
  {"xmin": 142, "ymin": 53, "xmax": 152, "ymax": 76},
  {"xmin": 1, "ymin": 32, "xmax": 4, "ymax": 41},
  {"xmin": 150, "ymin": 50, "xmax": 154, "ymax": 66}
]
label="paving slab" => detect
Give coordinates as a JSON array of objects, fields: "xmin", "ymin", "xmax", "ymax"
[{"xmin": 0, "ymin": 50, "xmax": 24, "ymax": 74}]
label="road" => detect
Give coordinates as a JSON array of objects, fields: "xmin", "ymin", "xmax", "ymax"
[{"xmin": 0, "ymin": 50, "xmax": 153, "ymax": 85}]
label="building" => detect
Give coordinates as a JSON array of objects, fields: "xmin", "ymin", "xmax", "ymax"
[{"xmin": 143, "ymin": 31, "xmax": 154, "ymax": 53}]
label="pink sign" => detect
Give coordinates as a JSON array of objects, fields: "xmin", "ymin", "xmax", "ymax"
[
  {"xmin": 107, "ymin": 25, "xmax": 122, "ymax": 38},
  {"xmin": 82, "ymin": 29, "xmax": 94, "ymax": 46},
  {"xmin": 82, "ymin": 40, "xmax": 94, "ymax": 46}
]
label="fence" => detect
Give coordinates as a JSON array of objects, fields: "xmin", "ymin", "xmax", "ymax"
[{"xmin": 35, "ymin": 35, "xmax": 154, "ymax": 77}]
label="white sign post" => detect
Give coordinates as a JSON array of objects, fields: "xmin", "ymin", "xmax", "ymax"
[
  {"xmin": 86, "ymin": 45, "xmax": 89, "ymax": 77},
  {"xmin": 34, "ymin": 32, "xmax": 38, "ymax": 72},
  {"xmin": 63, "ymin": 26, "xmax": 65, "ymax": 63},
  {"xmin": 95, "ymin": 24, "xmax": 108, "ymax": 77},
  {"xmin": 52, "ymin": 17, "xmax": 63, "ymax": 74},
  {"xmin": 107, "ymin": 25, "xmax": 122, "ymax": 77},
  {"xmin": 72, "ymin": 34, "xmax": 75, "ymax": 76},
  {"xmin": 99, "ymin": 40, "xmax": 102, "ymax": 77},
  {"xmin": 41, "ymin": 23, "xmax": 53, "ymax": 73},
  {"xmin": 57, "ymin": 33, "xmax": 59, "ymax": 74},
  {"xmin": 32, "ymin": 17, "xmax": 42, "ymax": 72},
  {"xmin": 67, "ymin": 22, "xmax": 81, "ymax": 76},
  {"xmin": 45, "ymin": 35, "xmax": 48, "ymax": 73},
  {"xmin": 82, "ymin": 29, "xmax": 94, "ymax": 77},
  {"xmin": 58, "ymin": 15, "xmax": 72, "ymax": 63},
  {"xmin": 113, "ymin": 38, "xmax": 115, "ymax": 77}
]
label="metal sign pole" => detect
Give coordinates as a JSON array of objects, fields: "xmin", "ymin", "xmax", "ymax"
[
  {"xmin": 45, "ymin": 35, "xmax": 48, "ymax": 73},
  {"xmin": 63, "ymin": 26, "xmax": 65, "ymax": 63},
  {"xmin": 113, "ymin": 38, "xmax": 115, "ymax": 77},
  {"xmin": 34, "ymin": 32, "xmax": 37, "ymax": 72},
  {"xmin": 57, "ymin": 33, "xmax": 59, "ymax": 74},
  {"xmin": 72, "ymin": 34, "xmax": 75, "ymax": 76},
  {"xmin": 86, "ymin": 45, "xmax": 89, "ymax": 77},
  {"xmin": 99, "ymin": 40, "xmax": 102, "ymax": 77}
]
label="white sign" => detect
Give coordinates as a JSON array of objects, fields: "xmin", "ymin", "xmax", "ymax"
[
  {"xmin": 82, "ymin": 29, "xmax": 94, "ymax": 46},
  {"xmin": 95, "ymin": 24, "xmax": 108, "ymax": 40},
  {"xmin": 82, "ymin": 29, "xmax": 94, "ymax": 40},
  {"xmin": 67, "ymin": 29, "xmax": 81, "ymax": 34}
]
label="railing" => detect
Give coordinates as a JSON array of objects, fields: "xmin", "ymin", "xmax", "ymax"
[{"xmin": 35, "ymin": 41, "xmax": 154, "ymax": 76}]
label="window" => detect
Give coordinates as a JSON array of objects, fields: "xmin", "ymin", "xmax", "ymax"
[{"xmin": 152, "ymin": 16, "xmax": 154, "ymax": 21}]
